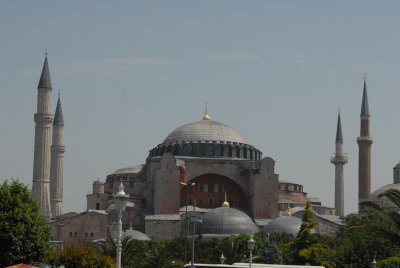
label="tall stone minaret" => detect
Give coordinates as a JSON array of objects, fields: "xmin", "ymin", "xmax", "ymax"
[
  {"xmin": 32, "ymin": 52, "xmax": 54, "ymax": 219},
  {"xmin": 50, "ymin": 92, "xmax": 65, "ymax": 217},
  {"xmin": 357, "ymin": 74, "xmax": 373, "ymax": 206},
  {"xmin": 331, "ymin": 112, "xmax": 347, "ymax": 217}
]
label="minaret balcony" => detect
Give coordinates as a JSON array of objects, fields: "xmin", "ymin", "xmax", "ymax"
[
  {"xmin": 330, "ymin": 155, "xmax": 348, "ymax": 164},
  {"xmin": 357, "ymin": 136, "xmax": 373, "ymax": 143}
]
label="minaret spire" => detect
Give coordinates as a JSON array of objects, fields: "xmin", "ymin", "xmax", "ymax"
[
  {"xmin": 331, "ymin": 111, "xmax": 347, "ymax": 217},
  {"xmin": 357, "ymin": 74, "xmax": 373, "ymax": 208},
  {"xmin": 32, "ymin": 52, "xmax": 54, "ymax": 219},
  {"xmin": 361, "ymin": 73, "xmax": 370, "ymax": 118},
  {"xmin": 50, "ymin": 91, "xmax": 65, "ymax": 217}
]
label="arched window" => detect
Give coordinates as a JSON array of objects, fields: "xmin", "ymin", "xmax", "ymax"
[
  {"xmin": 188, "ymin": 198, "xmax": 193, "ymax": 205},
  {"xmin": 208, "ymin": 198, "xmax": 214, "ymax": 208},
  {"xmin": 96, "ymin": 203, "xmax": 100, "ymax": 210},
  {"xmin": 197, "ymin": 198, "xmax": 203, "ymax": 207}
]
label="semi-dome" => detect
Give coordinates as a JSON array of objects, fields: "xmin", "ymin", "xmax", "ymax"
[
  {"xmin": 199, "ymin": 207, "xmax": 258, "ymax": 237},
  {"xmin": 262, "ymin": 216, "xmax": 302, "ymax": 236},
  {"xmin": 149, "ymin": 112, "xmax": 262, "ymax": 160}
]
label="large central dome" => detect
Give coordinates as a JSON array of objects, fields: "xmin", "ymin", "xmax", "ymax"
[
  {"xmin": 148, "ymin": 107, "xmax": 262, "ymax": 160},
  {"xmin": 163, "ymin": 120, "xmax": 247, "ymax": 144}
]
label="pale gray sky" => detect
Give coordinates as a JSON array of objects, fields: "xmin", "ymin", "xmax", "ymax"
[{"xmin": 1, "ymin": 1, "xmax": 400, "ymax": 215}]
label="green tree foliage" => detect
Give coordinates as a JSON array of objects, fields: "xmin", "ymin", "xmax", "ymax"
[
  {"xmin": 287, "ymin": 201, "xmax": 336, "ymax": 268},
  {"xmin": 363, "ymin": 189, "xmax": 400, "ymax": 245},
  {"xmin": 378, "ymin": 256, "xmax": 400, "ymax": 267},
  {"xmin": 335, "ymin": 190, "xmax": 400, "ymax": 267},
  {"xmin": 47, "ymin": 245, "xmax": 115, "ymax": 268},
  {"xmin": 261, "ymin": 235, "xmax": 283, "ymax": 264},
  {"xmin": 0, "ymin": 179, "xmax": 52, "ymax": 267}
]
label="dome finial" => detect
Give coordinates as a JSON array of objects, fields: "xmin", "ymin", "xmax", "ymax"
[
  {"xmin": 203, "ymin": 101, "xmax": 211, "ymax": 120},
  {"xmin": 222, "ymin": 192, "xmax": 229, "ymax": 207}
]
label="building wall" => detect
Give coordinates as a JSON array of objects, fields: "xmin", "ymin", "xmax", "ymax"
[
  {"xmin": 251, "ymin": 157, "xmax": 279, "ymax": 219},
  {"xmin": 50, "ymin": 211, "xmax": 108, "ymax": 247}
]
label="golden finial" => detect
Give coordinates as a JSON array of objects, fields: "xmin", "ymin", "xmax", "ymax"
[
  {"xmin": 364, "ymin": 73, "xmax": 367, "ymax": 82},
  {"xmin": 45, "ymin": 48, "xmax": 48, "ymax": 58},
  {"xmin": 222, "ymin": 192, "xmax": 229, "ymax": 207},
  {"xmin": 202, "ymin": 101, "xmax": 211, "ymax": 120}
]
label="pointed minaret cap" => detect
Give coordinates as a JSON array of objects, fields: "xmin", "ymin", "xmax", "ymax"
[
  {"xmin": 361, "ymin": 73, "xmax": 370, "ymax": 118},
  {"xmin": 222, "ymin": 192, "xmax": 229, "ymax": 207},
  {"xmin": 202, "ymin": 101, "xmax": 211, "ymax": 120},
  {"xmin": 335, "ymin": 111, "xmax": 343, "ymax": 143},
  {"xmin": 53, "ymin": 91, "xmax": 64, "ymax": 125},
  {"xmin": 37, "ymin": 49, "xmax": 52, "ymax": 89}
]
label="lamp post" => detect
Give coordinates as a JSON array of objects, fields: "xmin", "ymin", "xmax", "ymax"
[
  {"xmin": 180, "ymin": 181, "xmax": 195, "ymax": 264},
  {"xmin": 191, "ymin": 217, "xmax": 202, "ymax": 268},
  {"xmin": 220, "ymin": 253, "xmax": 226, "ymax": 264},
  {"xmin": 247, "ymin": 235, "xmax": 255, "ymax": 268},
  {"xmin": 371, "ymin": 257, "xmax": 377, "ymax": 268},
  {"xmin": 113, "ymin": 182, "xmax": 128, "ymax": 268}
]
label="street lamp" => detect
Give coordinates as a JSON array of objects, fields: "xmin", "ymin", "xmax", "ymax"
[
  {"xmin": 220, "ymin": 253, "xmax": 226, "ymax": 264},
  {"xmin": 191, "ymin": 217, "xmax": 202, "ymax": 268},
  {"xmin": 247, "ymin": 235, "xmax": 255, "ymax": 268},
  {"xmin": 371, "ymin": 257, "xmax": 377, "ymax": 268},
  {"xmin": 180, "ymin": 181, "xmax": 195, "ymax": 264},
  {"xmin": 113, "ymin": 182, "xmax": 128, "ymax": 268}
]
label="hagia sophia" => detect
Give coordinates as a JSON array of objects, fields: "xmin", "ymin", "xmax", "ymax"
[{"xmin": 30, "ymin": 53, "xmax": 397, "ymax": 247}]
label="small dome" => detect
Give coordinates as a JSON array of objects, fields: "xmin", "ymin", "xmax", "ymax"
[
  {"xmin": 366, "ymin": 183, "xmax": 400, "ymax": 209},
  {"xmin": 163, "ymin": 120, "xmax": 247, "ymax": 145},
  {"xmin": 124, "ymin": 228, "xmax": 150, "ymax": 241},
  {"xmin": 262, "ymin": 216, "xmax": 302, "ymax": 236},
  {"xmin": 93, "ymin": 178, "xmax": 104, "ymax": 185},
  {"xmin": 200, "ymin": 207, "xmax": 258, "ymax": 236}
]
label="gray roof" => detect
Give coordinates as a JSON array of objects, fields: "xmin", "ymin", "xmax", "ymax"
[
  {"xmin": 163, "ymin": 120, "xmax": 247, "ymax": 145},
  {"xmin": 53, "ymin": 96, "xmax": 64, "ymax": 125},
  {"xmin": 38, "ymin": 55, "xmax": 52, "ymax": 89},
  {"xmin": 111, "ymin": 165, "xmax": 145, "ymax": 175},
  {"xmin": 361, "ymin": 80, "xmax": 370, "ymax": 117},
  {"xmin": 335, "ymin": 113, "xmax": 343, "ymax": 143},
  {"xmin": 200, "ymin": 207, "xmax": 258, "ymax": 236},
  {"xmin": 262, "ymin": 216, "xmax": 302, "ymax": 236},
  {"xmin": 124, "ymin": 227, "xmax": 150, "ymax": 241}
]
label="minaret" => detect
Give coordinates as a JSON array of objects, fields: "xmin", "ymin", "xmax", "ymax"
[
  {"xmin": 331, "ymin": 111, "xmax": 347, "ymax": 217},
  {"xmin": 50, "ymin": 91, "xmax": 65, "ymax": 217},
  {"xmin": 357, "ymin": 74, "xmax": 373, "ymax": 206},
  {"xmin": 32, "ymin": 51, "xmax": 54, "ymax": 219}
]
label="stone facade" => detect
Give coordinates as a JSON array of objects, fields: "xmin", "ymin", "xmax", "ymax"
[{"xmin": 49, "ymin": 211, "xmax": 108, "ymax": 248}]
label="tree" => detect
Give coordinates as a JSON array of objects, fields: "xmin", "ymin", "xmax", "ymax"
[
  {"xmin": 261, "ymin": 236, "xmax": 283, "ymax": 264},
  {"xmin": 0, "ymin": 179, "xmax": 52, "ymax": 266},
  {"xmin": 287, "ymin": 201, "xmax": 336, "ymax": 268},
  {"xmin": 335, "ymin": 210, "xmax": 400, "ymax": 268},
  {"xmin": 47, "ymin": 245, "xmax": 115, "ymax": 268}
]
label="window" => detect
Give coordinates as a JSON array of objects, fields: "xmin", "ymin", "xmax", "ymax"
[
  {"xmin": 200, "ymin": 183, "xmax": 207, "ymax": 192},
  {"xmin": 197, "ymin": 198, "xmax": 203, "ymax": 207},
  {"xmin": 96, "ymin": 203, "xmax": 100, "ymax": 210},
  {"xmin": 208, "ymin": 180, "xmax": 214, "ymax": 192},
  {"xmin": 208, "ymin": 198, "xmax": 214, "ymax": 208},
  {"xmin": 188, "ymin": 198, "xmax": 193, "ymax": 205},
  {"xmin": 218, "ymin": 183, "xmax": 224, "ymax": 193}
]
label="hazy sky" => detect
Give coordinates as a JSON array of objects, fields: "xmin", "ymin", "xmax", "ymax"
[{"xmin": 1, "ymin": 1, "xmax": 400, "ymax": 215}]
